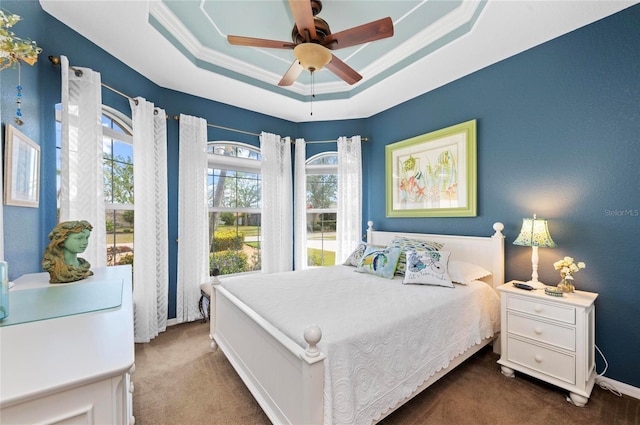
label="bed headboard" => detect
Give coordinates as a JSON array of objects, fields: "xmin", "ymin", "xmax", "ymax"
[{"xmin": 366, "ymin": 221, "xmax": 505, "ymax": 289}]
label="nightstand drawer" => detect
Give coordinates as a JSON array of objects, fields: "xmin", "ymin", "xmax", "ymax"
[
  {"xmin": 507, "ymin": 312, "xmax": 576, "ymax": 351},
  {"xmin": 507, "ymin": 295, "xmax": 575, "ymax": 324},
  {"xmin": 507, "ymin": 336, "xmax": 575, "ymax": 384}
]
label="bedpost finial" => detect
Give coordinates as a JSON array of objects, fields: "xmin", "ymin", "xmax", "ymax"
[
  {"xmin": 492, "ymin": 222, "xmax": 505, "ymax": 237},
  {"xmin": 304, "ymin": 325, "xmax": 322, "ymax": 358}
]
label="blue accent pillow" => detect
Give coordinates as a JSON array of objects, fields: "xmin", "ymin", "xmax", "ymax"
[
  {"xmin": 386, "ymin": 236, "xmax": 444, "ymax": 276},
  {"xmin": 355, "ymin": 246, "xmax": 402, "ymax": 279},
  {"xmin": 402, "ymin": 250, "xmax": 454, "ymax": 288}
]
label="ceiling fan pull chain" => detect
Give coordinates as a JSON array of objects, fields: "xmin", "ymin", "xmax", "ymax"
[{"xmin": 310, "ymin": 71, "xmax": 315, "ymax": 116}]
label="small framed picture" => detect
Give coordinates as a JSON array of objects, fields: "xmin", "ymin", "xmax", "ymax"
[{"xmin": 4, "ymin": 124, "xmax": 40, "ymax": 208}]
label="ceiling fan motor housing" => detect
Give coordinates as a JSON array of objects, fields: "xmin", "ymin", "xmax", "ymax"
[{"xmin": 292, "ymin": 16, "xmax": 331, "ymax": 44}]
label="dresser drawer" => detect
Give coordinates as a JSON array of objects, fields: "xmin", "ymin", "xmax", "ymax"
[
  {"xmin": 506, "ymin": 336, "xmax": 576, "ymax": 384},
  {"xmin": 507, "ymin": 295, "xmax": 575, "ymax": 324},
  {"xmin": 507, "ymin": 312, "xmax": 576, "ymax": 351}
]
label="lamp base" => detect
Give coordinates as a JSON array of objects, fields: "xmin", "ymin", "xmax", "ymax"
[{"xmin": 525, "ymin": 280, "xmax": 547, "ymax": 290}]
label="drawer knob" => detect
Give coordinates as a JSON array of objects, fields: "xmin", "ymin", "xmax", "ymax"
[
  {"xmin": 534, "ymin": 305, "xmax": 543, "ymax": 313},
  {"xmin": 534, "ymin": 327, "xmax": 543, "ymax": 335},
  {"xmin": 534, "ymin": 354, "xmax": 543, "ymax": 363}
]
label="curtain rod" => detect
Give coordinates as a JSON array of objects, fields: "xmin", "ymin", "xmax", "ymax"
[
  {"xmin": 171, "ymin": 116, "xmax": 367, "ymax": 143},
  {"xmin": 304, "ymin": 138, "xmax": 368, "ymax": 144},
  {"xmin": 50, "ymin": 56, "xmax": 368, "ymax": 142},
  {"xmin": 50, "ymin": 55, "xmax": 167, "ymax": 117},
  {"xmin": 49, "ymin": 56, "xmax": 138, "ymax": 104}
]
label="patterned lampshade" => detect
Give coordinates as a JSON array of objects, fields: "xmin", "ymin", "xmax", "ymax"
[{"xmin": 513, "ymin": 214, "xmax": 557, "ymax": 248}]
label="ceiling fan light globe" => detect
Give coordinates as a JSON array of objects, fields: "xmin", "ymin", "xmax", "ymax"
[{"xmin": 294, "ymin": 43, "xmax": 331, "ymax": 72}]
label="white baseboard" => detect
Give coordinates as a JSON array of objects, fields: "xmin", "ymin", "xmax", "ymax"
[
  {"xmin": 166, "ymin": 317, "xmax": 208, "ymax": 327},
  {"xmin": 596, "ymin": 376, "xmax": 640, "ymax": 400}
]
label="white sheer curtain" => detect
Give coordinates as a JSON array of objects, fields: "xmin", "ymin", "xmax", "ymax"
[
  {"xmin": 260, "ymin": 132, "xmax": 293, "ymax": 273},
  {"xmin": 0, "ymin": 147, "xmax": 3, "ymax": 260},
  {"xmin": 130, "ymin": 97, "xmax": 168, "ymax": 342},
  {"xmin": 59, "ymin": 55, "xmax": 107, "ymax": 268},
  {"xmin": 293, "ymin": 138, "xmax": 308, "ymax": 270},
  {"xmin": 336, "ymin": 136, "xmax": 362, "ymax": 264},
  {"xmin": 176, "ymin": 114, "xmax": 209, "ymax": 323}
]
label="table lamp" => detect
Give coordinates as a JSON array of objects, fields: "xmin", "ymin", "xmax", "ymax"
[{"xmin": 513, "ymin": 214, "xmax": 556, "ymax": 289}]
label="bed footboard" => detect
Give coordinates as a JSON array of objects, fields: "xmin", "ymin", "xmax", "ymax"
[{"xmin": 210, "ymin": 284, "xmax": 325, "ymax": 425}]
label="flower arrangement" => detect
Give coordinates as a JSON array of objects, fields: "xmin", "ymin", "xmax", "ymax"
[
  {"xmin": 0, "ymin": 10, "xmax": 43, "ymax": 70},
  {"xmin": 553, "ymin": 256, "xmax": 586, "ymax": 292}
]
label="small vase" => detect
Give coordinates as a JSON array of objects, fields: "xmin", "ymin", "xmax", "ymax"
[{"xmin": 557, "ymin": 278, "xmax": 575, "ymax": 293}]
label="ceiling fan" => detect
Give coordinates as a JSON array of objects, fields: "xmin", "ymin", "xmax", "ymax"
[{"xmin": 227, "ymin": 0, "xmax": 394, "ymax": 86}]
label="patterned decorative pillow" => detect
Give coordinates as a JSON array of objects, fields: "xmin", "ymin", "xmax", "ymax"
[
  {"xmin": 343, "ymin": 242, "xmax": 368, "ymax": 267},
  {"xmin": 355, "ymin": 246, "xmax": 402, "ymax": 279},
  {"xmin": 386, "ymin": 236, "xmax": 444, "ymax": 275},
  {"xmin": 402, "ymin": 250, "xmax": 454, "ymax": 288},
  {"xmin": 449, "ymin": 260, "xmax": 492, "ymax": 285}
]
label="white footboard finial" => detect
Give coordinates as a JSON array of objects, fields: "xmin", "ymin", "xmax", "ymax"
[
  {"xmin": 492, "ymin": 222, "xmax": 505, "ymax": 238},
  {"xmin": 304, "ymin": 325, "xmax": 322, "ymax": 358}
]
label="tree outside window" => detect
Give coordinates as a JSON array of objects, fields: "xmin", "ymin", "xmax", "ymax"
[
  {"xmin": 306, "ymin": 152, "xmax": 338, "ymax": 266},
  {"xmin": 56, "ymin": 106, "xmax": 134, "ymax": 266},
  {"xmin": 208, "ymin": 142, "xmax": 261, "ymax": 275}
]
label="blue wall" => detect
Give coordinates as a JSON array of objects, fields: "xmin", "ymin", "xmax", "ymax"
[
  {"xmin": 1, "ymin": 1, "xmax": 44, "ymax": 279},
  {"xmin": 365, "ymin": 5, "xmax": 640, "ymax": 389},
  {"xmin": 2, "ymin": 1, "xmax": 639, "ymax": 389}
]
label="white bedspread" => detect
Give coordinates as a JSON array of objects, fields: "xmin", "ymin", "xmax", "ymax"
[{"xmin": 221, "ymin": 265, "xmax": 500, "ymax": 425}]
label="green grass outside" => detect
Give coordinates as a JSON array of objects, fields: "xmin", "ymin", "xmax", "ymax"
[
  {"xmin": 308, "ymin": 234, "xmax": 336, "ymax": 240},
  {"xmin": 216, "ymin": 224, "xmax": 260, "ymax": 237},
  {"xmin": 308, "ymin": 247, "xmax": 335, "ymax": 266},
  {"xmin": 109, "ymin": 232, "xmax": 134, "ymax": 244},
  {"xmin": 109, "ymin": 228, "xmax": 334, "ymax": 249}
]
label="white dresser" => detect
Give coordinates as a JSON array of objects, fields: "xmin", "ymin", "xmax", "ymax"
[
  {"xmin": 0, "ymin": 266, "xmax": 135, "ymax": 424},
  {"xmin": 497, "ymin": 281, "xmax": 598, "ymax": 406}
]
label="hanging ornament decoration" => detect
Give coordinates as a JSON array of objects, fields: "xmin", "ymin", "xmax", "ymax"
[
  {"xmin": 15, "ymin": 62, "xmax": 23, "ymax": 125},
  {"xmin": 1, "ymin": 10, "xmax": 43, "ymax": 125}
]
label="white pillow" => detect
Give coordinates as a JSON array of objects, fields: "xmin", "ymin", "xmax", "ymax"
[
  {"xmin": 343, "ymin": 242, "xmax": 368, "ymax": 267},
  {"xmin": 448, "ymin": 260, "xmax": 492, "ymax": 285},
  {"xmin": 402, "ymin": 250, "xmax": 453, "ymax": 288}
]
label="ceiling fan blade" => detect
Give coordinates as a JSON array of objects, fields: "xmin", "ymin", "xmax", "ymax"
[
  {"xmin": 323, "ymin": 17, "xmax": 394, "ymax": 50},
  {"xmin": 289, "ymin": 0, "xmax": 317, "ymax": 42},
  {"xmin": 227, "ymin": 35, "xmax": 295, "ymax": 49},
  {"xmin": 325, "ymin": 54, "xmax": 362, "ymax": 85},
  {"xmin": 278, "ymin": 60, "xmax": 304, "ymax": 86}
]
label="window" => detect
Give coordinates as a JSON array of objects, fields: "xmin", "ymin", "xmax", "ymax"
[
  {"xmin": 55, "ymin": 105, "xmax": 134, "ymax": 266},
  {"xmin": 207, "ymin": 142, "xmax": 261, "ymax": 275},
  {"xmin": 102, "ymin": 110, "xmax": 134, "ymax": 266},
  {"xmin": 305, "ymin": 152, "xmax": 337, "ymax": 266}
]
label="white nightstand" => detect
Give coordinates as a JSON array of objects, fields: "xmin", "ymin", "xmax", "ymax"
[{"xmin": 497, "ymin": 281, "xmax": 598, "ymax": 406}]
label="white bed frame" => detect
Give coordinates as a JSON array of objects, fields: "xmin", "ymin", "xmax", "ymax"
[{"xmin": 209, "ymin": 221, "xmax": 505, "ymax": 425}]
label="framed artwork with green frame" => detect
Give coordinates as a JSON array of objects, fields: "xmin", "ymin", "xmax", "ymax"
[{"xmin": 385, "ymin": 119, "xmax": 477, "ymax": 217}]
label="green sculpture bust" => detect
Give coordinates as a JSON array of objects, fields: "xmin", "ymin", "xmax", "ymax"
[{"xmin": 42, "ymin": 220, "xmax": 94, "ymax": 283}]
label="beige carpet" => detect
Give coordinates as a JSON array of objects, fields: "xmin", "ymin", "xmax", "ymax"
[{"xmin": 133, "ymin": 321, "xmax": 639, "ymax": 425}]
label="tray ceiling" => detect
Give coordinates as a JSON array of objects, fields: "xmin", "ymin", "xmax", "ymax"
[{"xmin": 40, "ymin": 1, "xmax": 637, "ymax": 122}]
